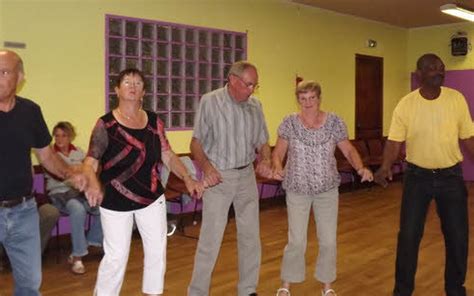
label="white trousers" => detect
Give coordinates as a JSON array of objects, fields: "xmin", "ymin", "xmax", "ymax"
[{"xmin": 94, "ymin": 195, "xmax": 167, "ymax": 295}]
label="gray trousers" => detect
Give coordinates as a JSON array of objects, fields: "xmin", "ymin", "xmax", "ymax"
[
  {"xmin": 38, "ymin": 204, "xmax": 60, "ymax": 254},
  {"xmin": 188, "ymin": 165, "xmax": 261, "ymax": 296},
  {"xmin": 281, "ymin": 188, "xmax": 339, "ymax": 284}
]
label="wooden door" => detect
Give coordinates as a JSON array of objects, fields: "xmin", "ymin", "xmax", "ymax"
[{"xmin": 355, "ymin": 54, "xmax": 383, "ymax": 139}]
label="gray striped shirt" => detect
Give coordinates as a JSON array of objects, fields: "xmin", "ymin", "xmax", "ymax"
[{"xmin": 193, "ymin": 85, "xmax": 269, "ymax": 170}]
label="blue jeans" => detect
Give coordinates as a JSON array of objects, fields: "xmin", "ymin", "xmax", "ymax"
[
  {"xmin": 393, "ymin": 163, "xmax": 468, "ymax": 296},
  {"xmin": 0, "ymin": 198, "xmax": 41, "ymax": 296},
  {"xmin": 50, "ymin": 191, "xmax": 103, "ymax": 257}
]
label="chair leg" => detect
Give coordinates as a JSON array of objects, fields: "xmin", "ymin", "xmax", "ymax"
[
  {"xmin": 191, "ymin": 199, "xmax": 199, "ymax": 226},
  {"xmin": 176, "ymin": 198, "xmax": 185, "ymax": 233},
  {"xmin": 55, "ymin": 220, "xmax": 60, "ymax": 264},
  {"xmin": 175, "ymin": 198, "xmax": 199, "ymax": 240},
  {"xmin": 259, "ymin": 183, "xmax": 265, "ymax": 199},
  {"xmin": 273, "ymin": 183, "xmax": 281, "ymax": 198},
  {"xmin": 351, "ymin": 172, "xmax": 356, "ymax": 190}
]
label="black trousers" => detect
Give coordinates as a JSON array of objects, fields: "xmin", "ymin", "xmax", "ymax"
[{"xmin": 393, "ymin": 163, "xmax": 468, "ymax": 296}]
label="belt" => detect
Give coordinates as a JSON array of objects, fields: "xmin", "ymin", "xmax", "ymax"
[
  {"xmin": 233, "ymin": 164, "xmax": 250, "ymax": 170},
  {"xmin": 407, "ymin": 162, "xmax": 460, "ymax": 174},
  {"xmin": 0, "ymin": 196, "xmax": 34, "ymax": 208}
]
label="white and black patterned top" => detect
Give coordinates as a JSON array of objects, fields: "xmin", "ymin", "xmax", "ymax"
[
  {"xmin": 193, "ymin": 85, "xmax": 269, "ymax": 170},
  {"xmin": 278, "ymin": 113, "xmax": 348, "ymax": 195}
]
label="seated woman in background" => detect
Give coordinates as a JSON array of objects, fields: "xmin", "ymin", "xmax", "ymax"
[
  {"xmin": 272, "ymin": 81, "xmax": 373, "ymax": 296},
  {"xmin": 46, "ymin": 121, "xmax": 103, "ymax": 275}
]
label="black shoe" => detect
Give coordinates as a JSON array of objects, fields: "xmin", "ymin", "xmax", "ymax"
[{"xmin": 249, "ymin": 293, "xmax": 258, "ymax": 296}]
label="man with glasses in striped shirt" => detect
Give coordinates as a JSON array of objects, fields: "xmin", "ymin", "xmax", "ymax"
[{"xmin": 188, "ymin": 61, "xmax": 272, "ymax": 296}]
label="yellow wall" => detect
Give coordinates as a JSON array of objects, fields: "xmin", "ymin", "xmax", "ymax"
[
  {"xmin": 1, "ymin": 0, "xmax": 408, "ymax": 152},
  {"xmin": 407, "ymin": 22, "xmax": 474, "ymax": 73}
]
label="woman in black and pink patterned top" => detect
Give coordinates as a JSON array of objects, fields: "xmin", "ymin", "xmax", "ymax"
[
  {"xmin": 84, "ymin": 68, "xmax": 204, "ymax": 296},
  {"xmin": 272, "ymin": 81, "xmax": 373, "ymax": 296}
]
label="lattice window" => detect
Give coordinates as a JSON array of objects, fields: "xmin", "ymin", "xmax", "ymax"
[{"xmin": 106, "ymin": 15, "xmax": 247, "ymax": 130}]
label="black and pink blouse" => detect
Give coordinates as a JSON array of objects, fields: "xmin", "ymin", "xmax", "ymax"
[{"xmin": 87, "ymin": 111, "xmax": 170, "ymax": 211}]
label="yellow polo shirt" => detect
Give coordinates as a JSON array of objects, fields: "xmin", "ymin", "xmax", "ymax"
[{"xmin": 388, "ymin": 87, "xmax": 474, "ymax": 169}]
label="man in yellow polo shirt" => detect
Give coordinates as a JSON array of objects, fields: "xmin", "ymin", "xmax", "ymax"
[{"xmin": 375, "ymin": 53, "xmax": 474, "ymax": 296}]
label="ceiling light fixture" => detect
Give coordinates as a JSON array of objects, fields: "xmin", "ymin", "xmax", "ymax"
[{"xmin": 440, "ymin": 4, "xmax": 474, "ymax": 22}]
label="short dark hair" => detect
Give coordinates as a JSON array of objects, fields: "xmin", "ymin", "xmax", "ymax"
[
  {"xmin": 115, "ymin": 68, "xmax": 146, "ymax": 89},
  {"xmin": 416, "ymin": 53, "xmax": 442, "ymax": 71}
]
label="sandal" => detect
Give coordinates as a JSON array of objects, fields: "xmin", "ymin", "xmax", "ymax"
[
  {"xmin": 276, "ymin": 287, "xmax": 290, "ymax": 296},
  {"xmin": 321, "ymin": 288, "xmax": 337, "ymax": 296},
  {"xmin": 71, "ymin": 260, "xmax": 86, "ymax": 274},
  {"xmin": 68, "ymin": 255, "xmax": 86, "ymax": 275}
]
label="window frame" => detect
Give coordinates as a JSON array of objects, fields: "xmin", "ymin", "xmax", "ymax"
[{"xmin": 105, "ymin": 14, "xmax": 247, "ymax": 130}]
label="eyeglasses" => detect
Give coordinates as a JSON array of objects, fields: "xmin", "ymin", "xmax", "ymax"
[
  {"xmin": 122, "ymin": 80, "xmax": 144, "ymax": 87},
  {"xmin": 297, "ymin": 96, "xmax": 318, "ymax": 102},
  {"xmin": 233, "ymin": 75, "xmax": 259, "ymax": 91}
]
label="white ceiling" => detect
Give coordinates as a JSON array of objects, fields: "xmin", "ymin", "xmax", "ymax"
[{"xmin": 292, "ymin": 0, "xmax": 474, "ymax": 28}]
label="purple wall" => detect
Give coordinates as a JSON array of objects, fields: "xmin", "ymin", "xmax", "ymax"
[{"xmin": 411, "ymin": 70, "xmax": 474, "ymax": 180}]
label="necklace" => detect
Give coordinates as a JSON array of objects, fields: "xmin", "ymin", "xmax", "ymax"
[{"xmin": 116, "ymin": 108, "xmax": 141, "ymax": 121}]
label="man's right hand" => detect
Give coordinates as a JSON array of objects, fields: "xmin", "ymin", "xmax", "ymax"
[
  {"xmin": 203, "ymin": 163, "xmax": 222, "ymax": 187},
  {"xmin": 374, "ymin": 166, "xmax": 392, "ymax": 188},
  {"xmin": 373, "ymin": 140, "xmax": 401, "ymax": 188},
  {"xmin": 67, "ymin": 171, "xmax": 88, "ymax": 192}
]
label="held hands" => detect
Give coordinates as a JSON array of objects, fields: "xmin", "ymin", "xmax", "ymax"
[
  {"xmin": 272, "ymin": 166, "xmax": 285, "ymax": 181},
  {"xmin": 256, "ymin": 159, "xmax": 273, "ymax": 179},
  {"xmin": 203, "ymin": 163, "xmax": 223, "ymax": 187},
  {"xmin": 66, "ymin": 170, "xmax": 103, "ymax": 207},
  {"xmin": 85, "ymin": 183, "xmax": 103, "ymax": 207},
  {"xmin": 66, "ymin": 172, "xmax": 88, "ymax": 192},
  {"xmin": 80, "ymin": 164, "xmax": 103, "ymax": 207},
  {"xmin": 183, "ymin": 176, "xmax": 205, "ymax": 200},
  {"xmin": 374, "ymin": 166, "xmax": 392, "ymax": 188},
  {"xmin": 63, "ymin": 164, "xmax": 90, "ymax": 191},
  {"xmin": 357, "ymin": 167, "xmax": 374, "ymax": 182}
]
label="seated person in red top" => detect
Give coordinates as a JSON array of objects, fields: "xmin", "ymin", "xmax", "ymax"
[{"xmin": 45, "ymin": 121, "xmax": 103, "ymax": 275}]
